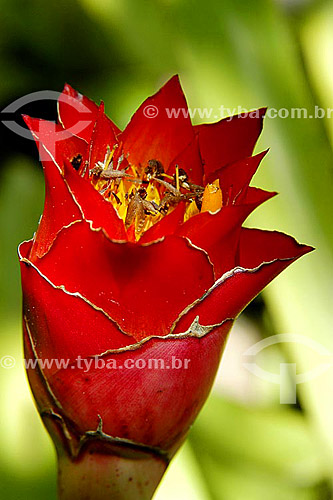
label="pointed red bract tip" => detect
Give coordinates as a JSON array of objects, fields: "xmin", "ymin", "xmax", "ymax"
[
  {"xmin": 58, "ymin": 84, "xmax": 120, "ymax": 142},
  {"xmin": 195, "ymin": 107, "xmax": 266, "ymax": 180},
  {"xmin": 120, "ymin": 75, "xmax": 195, "ymax": 169}
]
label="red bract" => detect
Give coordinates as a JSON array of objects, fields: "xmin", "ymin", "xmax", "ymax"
[{"xmin": 19, "ymin": 76, "xmax": 312, "ymax": 497}]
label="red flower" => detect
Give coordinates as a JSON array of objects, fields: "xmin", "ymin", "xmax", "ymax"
[{"xmin": 19, "ymin": 76, "xmax": 312, "ymax": 492}]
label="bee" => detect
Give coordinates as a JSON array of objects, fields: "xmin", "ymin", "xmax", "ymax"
[
  {"xmin": 152, "ymin": 177, "xmax": 187, "ymax": 213},
  {"xmin": 172, "ymin": 167, "xmax": 204, "ymax": 210},
  {"xmin": 70, "ymin": 154, "xmax": 83, "ymax": 171},
  {"xmin": 90, "ymin": 161, "xmax": 130, "ymax": 181},
  {"xmin": 125, "ymin": 187, "xmax": 159, "ymax": 232},
  {"xmin": 152, "ymin": 168, "xmax": 204, "ymax": 213},
  {"xmin": 173, "ymin": 167, "xmax": 190, "ymax": 190},
  {"xmin": 90, "ymin": 146, "xmax": 130, "ymax": 181},
  {"xmin": 99, "ymin": 165, "xmax": 130, "ymax": 180},
  {"xmin": 145, "ymin": 159, "xmax": 165, "ymax": 180}
]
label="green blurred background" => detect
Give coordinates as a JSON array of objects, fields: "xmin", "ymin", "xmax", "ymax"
[{"xmin": 0, "ymin": 0, "xmax": 332, "ymax": 498}]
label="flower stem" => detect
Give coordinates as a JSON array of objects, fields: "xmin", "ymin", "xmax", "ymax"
[{"xmin": 57, "ymin": 450, "xmax": 167, "ymax": 500}]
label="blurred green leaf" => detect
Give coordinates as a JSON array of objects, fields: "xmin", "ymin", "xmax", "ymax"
[
  {"xmin": 189, "ymin": 395, "xmax": 329, "ymax": 500},
  {"xmin": 0, "ymin": 156, "xmax": 44, "ymax": 321}
]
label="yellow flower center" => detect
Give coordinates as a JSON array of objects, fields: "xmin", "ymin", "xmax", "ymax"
[{"xmin": 87, "ymin": 146, "xmax": 223, "ymax": 240}]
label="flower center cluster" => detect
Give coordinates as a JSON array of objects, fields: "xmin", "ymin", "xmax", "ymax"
[{"xmin": 74, "ymin": 146, "xmax": 222, "ymax": 240}]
